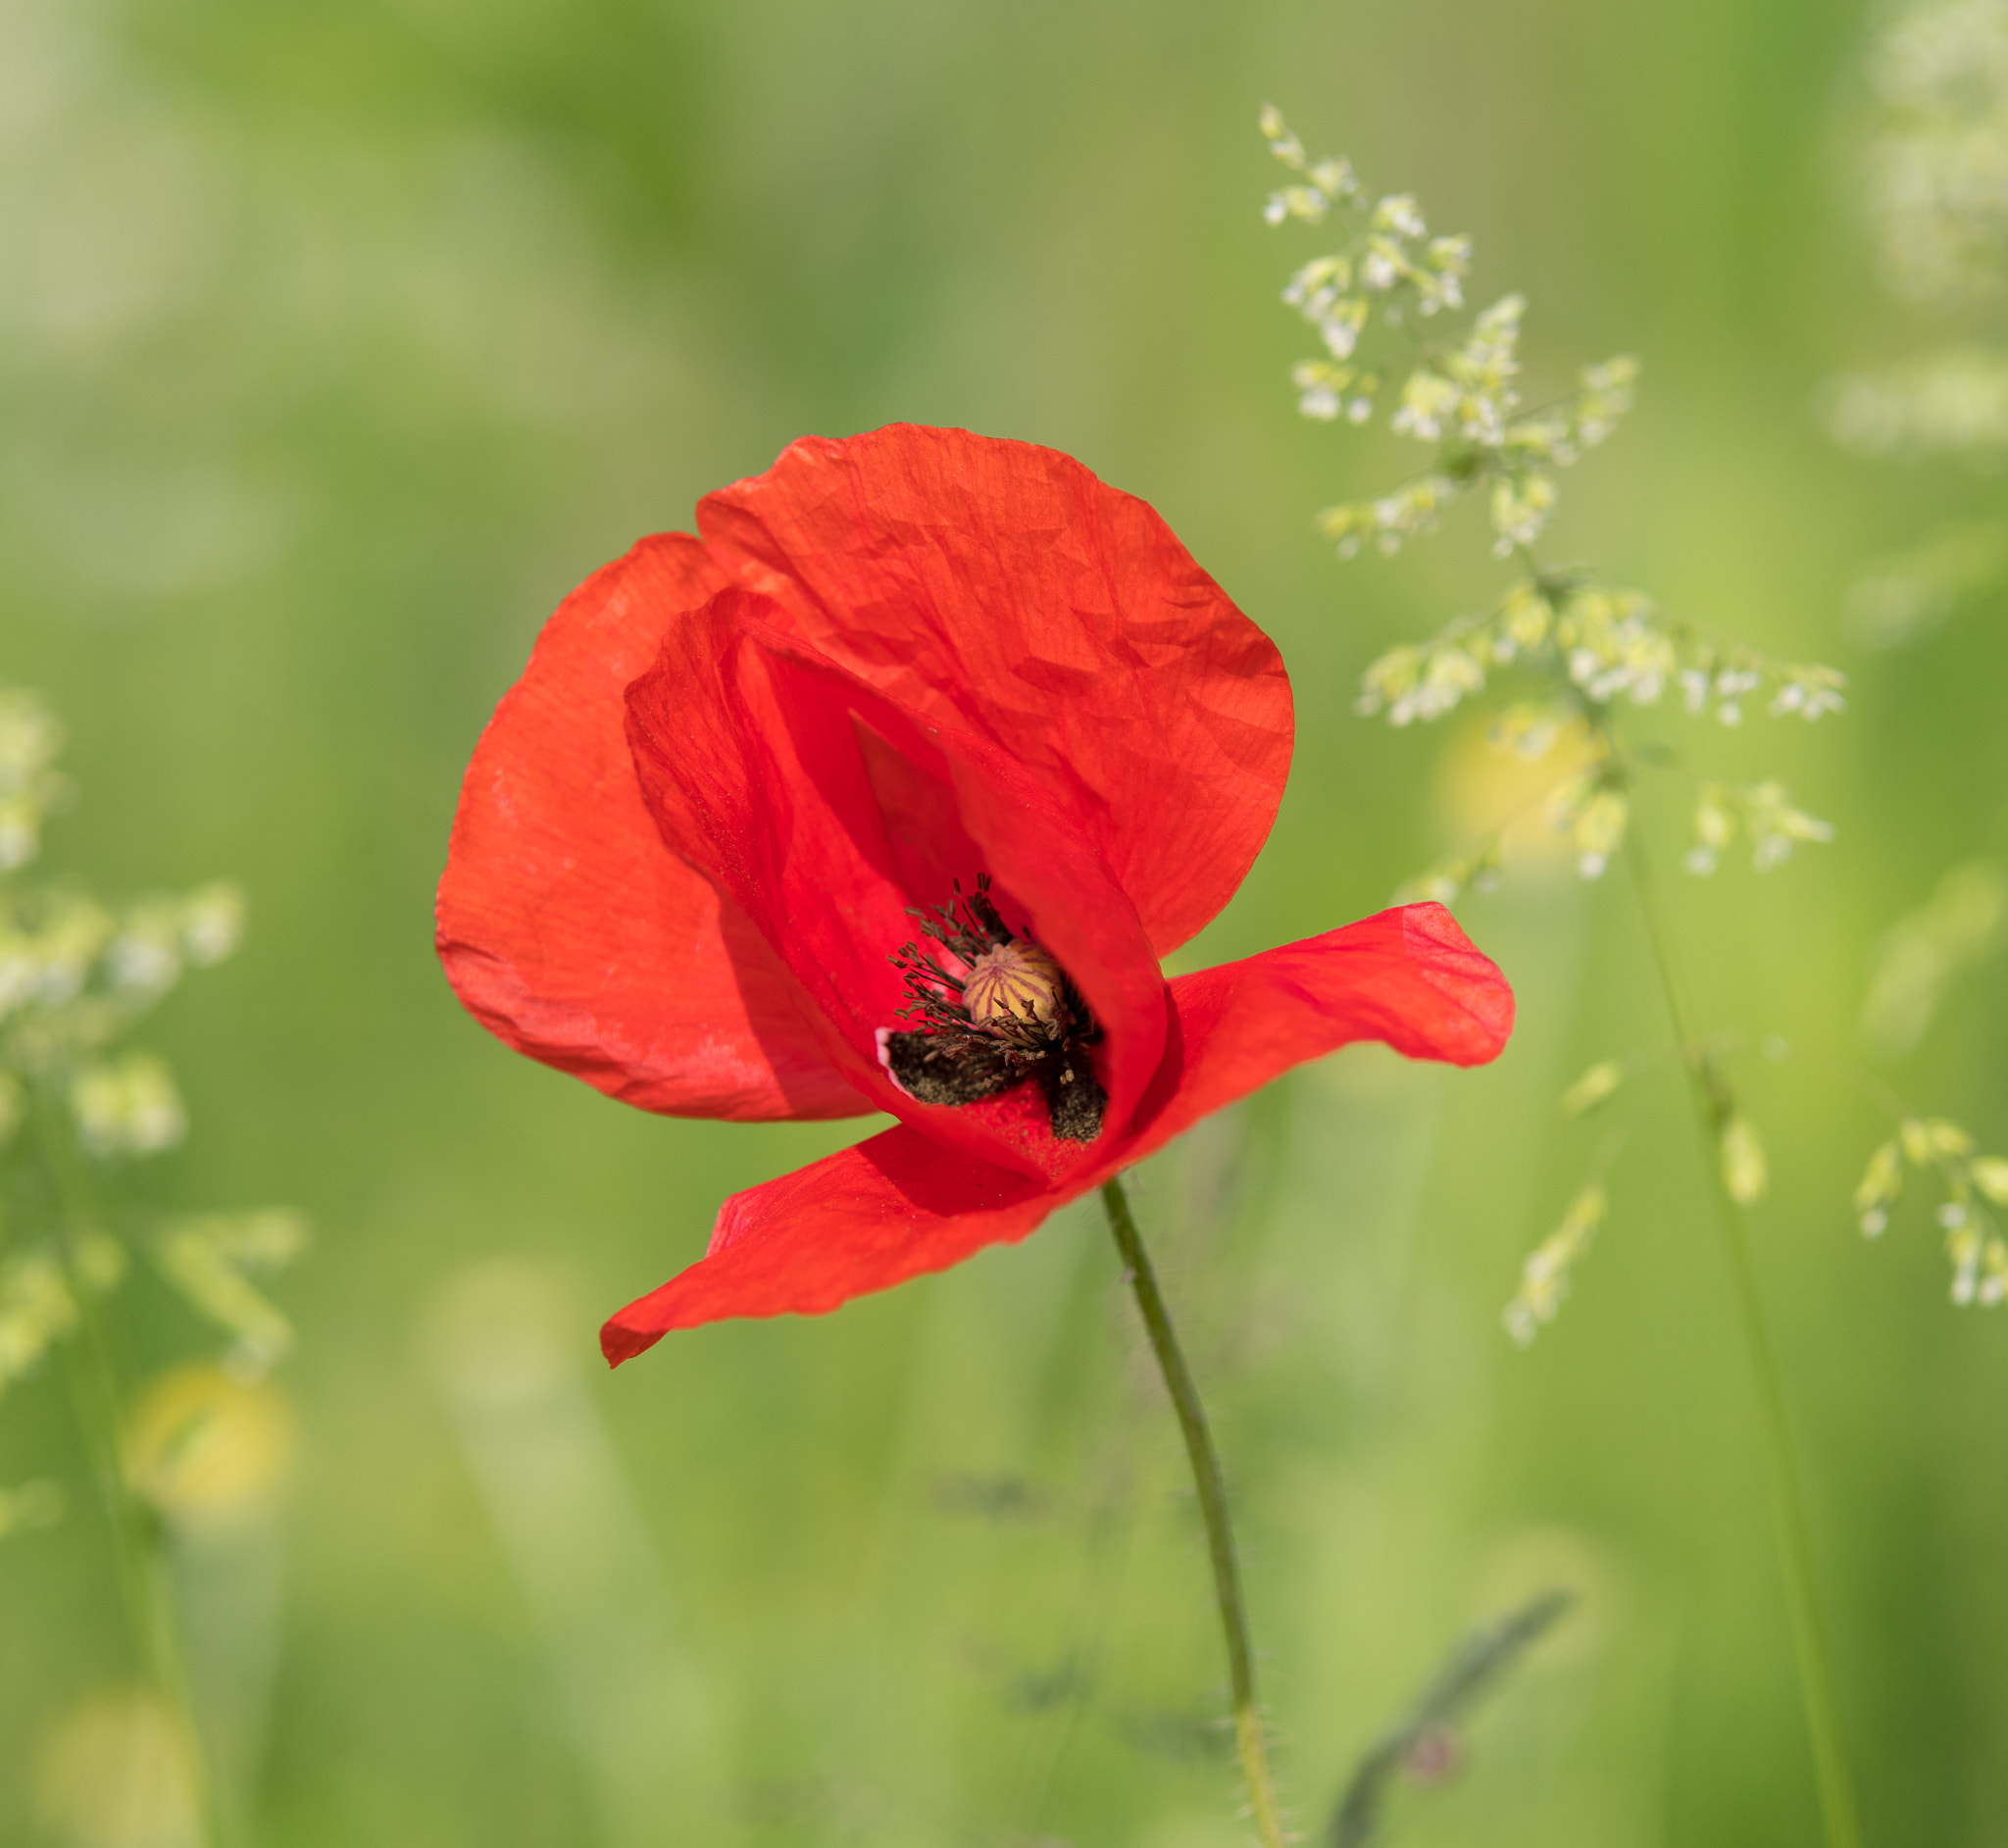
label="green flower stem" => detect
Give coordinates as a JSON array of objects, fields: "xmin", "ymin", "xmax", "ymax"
[
  {"xmin": 1100, "ymin": 1176, "xmax": 1285, "ymax": 1848},
  {"xmin": 1621, "ymin": 832, "xmax": 1863, "ymax": 1848},
  {"xmin": 33, "ymin": 1091, "xmax": 224, "ymax": 1848}
]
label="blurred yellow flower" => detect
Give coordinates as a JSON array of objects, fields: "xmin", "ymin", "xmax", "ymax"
[
  {"xmin": 1434, "ymin": 708, "xmax": 1601, "ymax": 869},
  {"xmin": 35, "ymin": 1686, "xmax": 198, "ymax": 1848},
  {"xmin": 124, "ymin": 1363, "xmax": 295, "ymax": 1525}
]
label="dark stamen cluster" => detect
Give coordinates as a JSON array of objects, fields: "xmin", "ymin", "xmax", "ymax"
[
  {"xmin": 889, "ymin": 875, "xmax": 1011, "ymax": 1031},
  {"xmin": 882, "ymin": 874, "xmax": 1106, "ymax": 1142}
]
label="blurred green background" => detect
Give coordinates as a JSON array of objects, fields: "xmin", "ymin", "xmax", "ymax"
[{"xmin": 4, "ymin": 0, "xmax": 2006, "ymax": 1842}]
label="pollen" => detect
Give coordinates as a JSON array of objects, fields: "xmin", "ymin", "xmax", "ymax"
[{"xmin": 961, "ymin": 942, "xmax": 1066, "ymax": 1026}]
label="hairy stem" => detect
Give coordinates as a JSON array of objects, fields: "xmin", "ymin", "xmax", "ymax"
[
  {"xmin": 1100, "ymin": 1176, "xmax": 1285, "ymax": 1848},
  {"xmin": 1622, "ymin": 832, "xmax": 1863, "ymax": 1848},
  {"xmin": 34, "ymin": 1092, "xmax": 224, "ymax": 1848}
]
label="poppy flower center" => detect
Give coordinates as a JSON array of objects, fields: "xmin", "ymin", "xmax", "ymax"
[
  {"xmin": 961, "ymin": 941, "xmax": 1064, "ymax": 1025},
  {"xmin": 878, "ymin": 874, "xmax": 1106, "ymax": 1142}
]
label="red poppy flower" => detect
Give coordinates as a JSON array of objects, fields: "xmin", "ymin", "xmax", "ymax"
[{"xmin": 437, "ymin": 425, "xmax": 1513, "ymax": 1363}]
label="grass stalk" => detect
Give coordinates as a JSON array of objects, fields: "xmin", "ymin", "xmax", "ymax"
[
  {"xmin": 1622, "ymin": 831, "xmax": 1863, "ymax": 1848},
  {"xmin": 34, "ymin": 1090, "xmax": 225, "ymax": 1848}
]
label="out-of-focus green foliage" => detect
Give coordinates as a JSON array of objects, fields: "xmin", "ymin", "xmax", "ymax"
[{"xmin": 3, "ymin": 0, "xmax": 2007, "ymax": 1844}]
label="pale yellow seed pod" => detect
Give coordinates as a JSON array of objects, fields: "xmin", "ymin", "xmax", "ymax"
[
  {"xmin": 1854, "ymin": 1140, "xmax": 1903, "ymax": 1234},
  {"xmin": 1693, "ymin": 787, "xmax": 1733, "ymax": 852},
  {"xmin": 1948, "ymin": 1224, "xmax": 1983, "ymax": 1306},
  {"xmin": 1721, "ymin": 1116, "xmax": 1769, "ymax": 1206},
  {"xmin": 1559, "ymin": 1060, "xmax": 1624, "ymax": 1118},
  {"xmin": 1560, "ymin": 1184, "xmax": 1607, "ymax": 1240},
  {"xmin": 1501, "ymin": 1184, "xmax": 1606, "ymax": 1346},
  {"xmin": 1926, "ymin": 1119, "xmax": 1975, "ymax": 1157},
  {"xmin": 1501, "ymin": 584, "xmax": 1551, "ymax": 651},
  {"xmin": 1577, "ymin": 789, "xmax": 1630, "ymax": 855},
  {"xmin": 1969, "ymin": 1156, "xmax": 2008, "ymax": 1205},
  {"xmin": 1982, "ymin": 1239, "xmax": 2008, "ymax": 1308}
]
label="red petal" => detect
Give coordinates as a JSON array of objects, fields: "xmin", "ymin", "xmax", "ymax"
[
  {"xmin": 436, "ymin": 536, "xmax": 869, "ymax": 1121},
  {"xmin": 696, "ymin": 425, "xmax": 1293, "ymax": 956},
  {"xmin": 601, "ymin": 903, "xmax": 1510, "ymax": 1353},
  {"xmin": 1122, "ymin": 902, "xmax": 1515, "ymax": 1162},
  {"xmin": 625, "ymin": 609, "xmax": 1168, "ymax": 1183},
  {"xmin": 600, "ymin": 1127, "xmax": 1056, "ymax": 1358},
  {"xmin": 620, "ymin": 596, "xmax": 964, "ymax": 1129},
  {"xmin": 810, "ymin": 682, "xmax": 1172, "ymax": 1174}
]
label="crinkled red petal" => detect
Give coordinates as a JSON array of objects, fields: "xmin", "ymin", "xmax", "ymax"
[
  {"xmin": 436, "ymin": 535, "xmax": 867, "ymax": 1121},
  {"xmin": 625, "ymin": 605, "xmax": 1168, "ymax": 1184},
  {"xmin": 600, "ymin": 1128, "xmax": 1056, "ymax": 1359},
  {"xmin": 808, "ymin": 679, "xmax": 1171, "ymax": 1175},
  {"xmin": 442, "ymin": 426, "xmax": 1288, "ymax": 1133},
  {"xmin": 696, "ymin": 425, "xmax": 1294, "ymax": 957},
  {"xmin": 1120, "ymin": 901, "xmax": 1515, "ymax": 1164},
  {"xmin": 600, "ymin": 903, "xmax": 1511, "ymax": 1354}
]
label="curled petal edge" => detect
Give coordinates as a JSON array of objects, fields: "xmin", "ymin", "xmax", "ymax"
[{"xmin": 602, "ymin": 903, "xmax": 1510, "ymax": 1358}]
